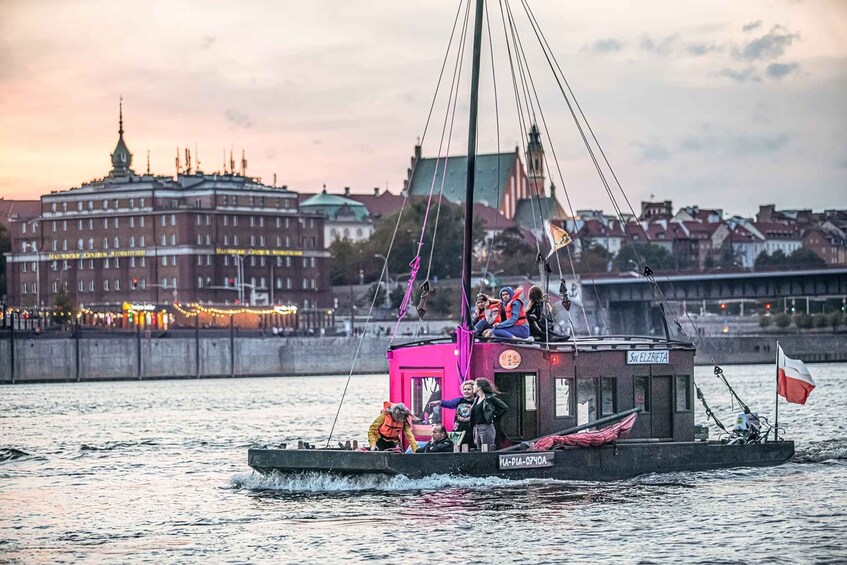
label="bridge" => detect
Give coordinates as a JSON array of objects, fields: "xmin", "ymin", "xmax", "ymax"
[{"xmin": 582, "ymin": 268, "xmax": 847, "ymax": 335}]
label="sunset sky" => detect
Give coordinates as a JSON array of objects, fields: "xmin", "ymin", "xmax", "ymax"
[{"xmin": 1, "ymin": 0, "xmax": 845, "ymax": 217}]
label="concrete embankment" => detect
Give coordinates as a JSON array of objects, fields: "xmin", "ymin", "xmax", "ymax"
[{"xmin": 1, "ymin": 332, "xmax": 844, "ymax": 383}]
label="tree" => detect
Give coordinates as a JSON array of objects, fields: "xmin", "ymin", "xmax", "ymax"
[
  {"xmin": 755, "ymin": 249, "xmax": 787, "ymax": 269},
  {"xmin": 361, "ymin": 198, "xmax": 485, "ymax": 283},
  {"xmin": 0, "ymin": 223, "xmax": 9, "ymax": 298},
  {"xmin": 329, "ymin": 238, "xmax": 363, "ymax": 285},
  {"xmin": 577, "ymin": 240, "xmax": 612, "ymax": 273},
  {"xmin": 788, "ymin": 248, "xmax": 826, "ymax": 269},
  {"xmin": 53, "ymin": 285, "xmax": 74, "ymax": 325},
  {"xmin": 774, "ymin": 312, "xmax": 792, "ymax": 329},
  {"xmin": 794, "ymin": 313, "xmax": 813, "ymax": 329},
  {"xmin": 828, "ymin": 311, "xmax": 843, "ymax": 332},
  {"xmin": 613, "ymin": 243, "xmax": 674, "ymax": 272},
  {"xmin": 486, "ymin": 226, "xmax": 538, "ymax": 276},
  {"xmin": 813, "ymin": 313, "xmax": 829, "ymax": 329},
  {"xmin": 758, "ymin": 314, "xmax": 773, "ymax": 328}
]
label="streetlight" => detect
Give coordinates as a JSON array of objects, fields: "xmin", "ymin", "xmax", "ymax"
[{"xmin": 375, "ymin": 253, "xmax": 391, "ymax": 307}]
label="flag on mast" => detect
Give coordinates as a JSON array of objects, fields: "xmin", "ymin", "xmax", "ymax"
[
  {"xmin": 545, "ymin": 221, "xmax": 572, "ymax": 258},
  {"xmin": 777, "ymin": 345, "xmax": 816, "ymax": 405}
]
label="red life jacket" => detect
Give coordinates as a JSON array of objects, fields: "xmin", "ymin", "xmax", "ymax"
[
  {"xmin": 377, "ymin": 402, "xmax": 405, "ymax": 440},
  {"xmin": 500, "ymin": 288, "xmax": 527, "ymax": 326},
  {"xmin": 476, "ymin": 300, "xmax": 502, "ymax": 325}
]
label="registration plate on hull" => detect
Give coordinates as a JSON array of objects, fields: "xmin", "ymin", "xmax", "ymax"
[{"xmin": 498, "ymin": 452, "xmax": 554, "ymax": 469}]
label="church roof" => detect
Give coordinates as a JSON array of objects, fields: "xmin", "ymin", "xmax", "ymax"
[
  {"xmin": 406, "ymin": 151, "xmax": 518, "ymax": 209},
  {"xmin": 300, "ymin": 191, "xmax": 371, "ymax": 221}
]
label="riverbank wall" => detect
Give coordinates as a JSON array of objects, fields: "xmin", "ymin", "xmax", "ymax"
[{"xmin": 1, "ymin": 332, "xmax": 844, "ymax": 383}]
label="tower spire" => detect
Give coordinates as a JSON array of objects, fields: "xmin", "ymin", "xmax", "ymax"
[{"xmin": 119, "ymin": 96, "xmax": 124, "ymax": 136}]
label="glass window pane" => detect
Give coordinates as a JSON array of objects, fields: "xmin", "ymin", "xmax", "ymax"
[
  {"xmin": 524, "ymin": 374, "xmax": 537, "ymax": 411},
  {"xmin": 635, "ymin": 376, "xmax": 650, "ymax": 413},
  {"xmin": 676, "ymin": 376, "xmax": 691, "ymax": 411},
  {"xmin": 577, "ymin": 378, "xmax": 598, "ymax": 424},
  {"xmin": 601, "ymin": 378, "xmax": 616, "ymax": 415},
  {"xmin": 411, "ymin": 376, "xmax": 442, "ymax": 425},
  {"xmin": 555, "ymin": 378, "xmax": 573, "ymax": 417}
]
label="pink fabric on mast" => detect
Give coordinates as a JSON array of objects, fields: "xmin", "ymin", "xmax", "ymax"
[{"xmin": 456, "ymin": 326, "xmax": 474, "ymax": 382}]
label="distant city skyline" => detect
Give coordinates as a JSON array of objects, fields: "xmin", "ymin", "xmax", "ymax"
[{"xmin": 1, "ymin": 0, "xmax": 845, "ymax": 217}]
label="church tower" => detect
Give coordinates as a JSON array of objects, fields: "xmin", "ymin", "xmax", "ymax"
[
  {"xmin": 109, "ymin": 98, "xmax": 134, "ymax": 177},
  {"xmin": 526, "ymin": 123, "xmax": 545, "ymax": 197}
]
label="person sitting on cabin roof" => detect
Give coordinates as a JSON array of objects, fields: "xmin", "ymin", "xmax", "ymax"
[
  {"xmin": 491, "ymin": 287, "xmax": 530, "ymax": 340},
  {"xmin": 431, "ymin": 380, "xmax": 475, "ymax": 450},
  {"xmin": 526, "ymin": 285, "xmax": 570, "ymax": 342},
  {"xmin": 415, "ymin": 424, "xmax": 454, "ymax": 453},
  {"xmin": 471, "ymin": 293, "xmax": 501, "ymax": 335},
  {"xmin": 368, "ymin": 402, "xmax": 418, "ymax": 452}
]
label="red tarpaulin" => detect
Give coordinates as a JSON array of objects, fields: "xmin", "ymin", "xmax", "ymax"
[{"xmin": 531, "ymin": 413, "xmax": 638, "ymax": 450}]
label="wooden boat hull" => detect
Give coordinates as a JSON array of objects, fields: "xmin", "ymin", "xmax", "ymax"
[{"xmin": 248, "ymin": 440, "xmax": 794, "ymax": 481}]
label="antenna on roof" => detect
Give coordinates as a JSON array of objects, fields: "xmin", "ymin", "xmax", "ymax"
[
  {"xmin": 223, "ymin": 148, "xmax": 227, "ymax": 174},
  {"xmin": 146, "ymin": 150, "xmax": 151, "ymax": 175},
  {"xmin": 185, "ymin": 148, "xmax": 192, "ymax": 175},
  {"xmin": 175, "ymin": 147, "xmax": 181, "ymax": 177},
  {"xmin": 241, "ymin": 149, "xmax": 247, "ymax": 176},
  {"xmin": 195, "ymin": 143, "xmax": 200, "ymax": 172},
  {"xmin": 273, "ymin": 173, "xmax": 277, "ymax": 187},
  {"xmin": 230, "ymin": 146, "xmax": 235, "ymax": 175}
]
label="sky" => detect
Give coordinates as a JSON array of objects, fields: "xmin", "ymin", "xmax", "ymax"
[{"xmin": 0, "ymin": 0, "xmax": 845, "ymax": 218}]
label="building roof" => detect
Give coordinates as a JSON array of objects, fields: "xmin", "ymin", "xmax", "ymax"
[
  {"xmin": 345, "ymin": 190, "xmax": 406, "ymax": 221},
  {"xmin": 300, "ymin": 191, "xmax": 371, "ymax": 221},
  {"xmin": 513, "ymin": 194, "xmax": 569, "ymax": 227},
  {"xmin": 407, "ymin": 151, "xmax": 517, "ymax": 209},
  {"xmin": 0, "ymin": 199, "xmax": 41, "ymax": 225}
]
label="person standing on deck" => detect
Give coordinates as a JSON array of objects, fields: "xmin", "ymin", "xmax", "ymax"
[
  {"xmin": 470, "ymin": 378, "xmax": 508, "ymax": 451},
  {"xmin": 431, "ymin": 380, "xmax": 476, "ymax": 450},
  {"xmin": 368, "ymin": 402, "xmax": 418, "ymax": 452},
  {"xmin": 491, "ymin": 287, "xmax": 529, "ymax": 339}
]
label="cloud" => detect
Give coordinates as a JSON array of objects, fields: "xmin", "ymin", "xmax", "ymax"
[
  {"xmin": 736, "ymin": 25, "xmax": 799, "ymax": 61},
  {"xmin": 766, "ymin": 62, "xmax": 799, "ymax": 79},
  {"xmin": 640, "ymin": 34, "xmax": 678, "ymax": 55},
  {"xmin": 742, "ymin": 20, "xmax": 763, "ymax": 33},
  {"xmin": 716, "ymin": 67, "xmax": 760, "ymax": 82},
  {"xmin": 685, "ymin": 43, "xmax": 720, "ymax": 57},
  {"xmin": 679, "ymin": 138, "xmax": 704, "ymax": 152},
  {"xmin": 585, "ymin": 38, "xmax": 624, "ymax": 54},
  {"xmin": 730, "ymin": 133, "xmax": 791, "ymax": 155},
  {"xmin": 634, "ymin": 142, "xmax": 670, "ymax": 161},
  {"xmin": 200, "ymin": 35, "xmax": 216, "ymax": 50},
  {"xmin": 224, "ymin": 108, "xmax": 252, "ymax": 128}
]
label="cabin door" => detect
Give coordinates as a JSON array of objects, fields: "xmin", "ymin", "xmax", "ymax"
[
  {"xmin": 651, "ymin": 374, "xmax": 673, "ymax": 439},
  {"xmin": 494, "ymin": 372, "xmax": 539, "ymax": 442}
]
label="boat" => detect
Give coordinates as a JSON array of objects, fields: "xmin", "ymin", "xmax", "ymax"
[{"xmin": 248, "ymin": 0, "xmax": 794, "ymax": 480}]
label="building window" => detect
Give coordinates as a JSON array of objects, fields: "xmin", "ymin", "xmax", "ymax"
[
  {"xmin": 52, "ymin": 240, "xmax": 57, "ymax": 251},
  {"xmin": 130, "ymin": 217, "xmax": 135, "ymax": 228},
  {"xmin": 250, "ymin": 216, "xmax": 255, "ymax": 227},
  {"xmin": 113, "ymin": 258, "xmax": 118, "ymax": 268},
  {"xmin": 88, "ymin": 219, "xmax": 93, "ymax": 230},
  {"xmin": 88, "ymin": 238, "xmax": 94, "ymax": 250},
  {"xmin": 224, "ymin": 235, "xmax": 230, "ymax": 246},
  {"xmin": 276, "ymin": 218, "xmax": 281, "ymax": 228},
  {"xmin": 233, "ymin": 216, "xmax": 238, "ymax": 227},
  {"xmin": 77, "ymin": 239, "xmax": 83, "ymax": 250},
  {"xmin": 162, "ymin": 278, "xmax": 168, "ymax": 289},
  {"xmin": 161, "ymin": 235, "xmax": 167, "ymax": 246},
  {"xmin": 171, "ymin": 214, "xmax": 176, "ymax": 226},
  {"xmin": 260, "ymin": 236, "xmax": 265, "ymax": 247},
  {"xmin": 103, "ymin": 218, "xmax": 109, "ymax": 229},
  {"xmin": 302, "ymin": 278, "xmax": 308, "ymax": 289},
  {"xmin": 260, "ymin": 257, "xmax": 265, "ymax": 267},
  {"xmin": 197, "ymin": 255, "xmax": 203, "ymax": 266},
  {"xmin": 206, "ymin": 235, "xmax": 211, "ymax": 245},
  {"xmin": 104, "ymin": 280, "xmax": 110, "ymax": 291},
  {"xmin": 206, "ymin": 214, "xmax": 210, "ymax": 225},
  {"xmin": 171, "ymin": 277, "xmax": 177, "ymax": 288},
  {"xmin": 130, "ymin": 236, "xmax": 135, "ymax": 248},
  {"xmin": 113, "ymin": 237, "xmax": 119, "ymax": 248},
  {"xmin": 250, "ymin": 235, "xmax": 256, "ymax": 246},
  {"xmin": 114, "ymin": 217, "xmax": 119, "ymax": 229},
  {"xmin": 286, "ymin": 277, "xmax": 292, "ymax": 289},
  {"xmin": 275, "ymin": 277, "xmax": 282, "ymax": 289},
  {"xmin": 140, "ymin": 217, "xmax": 145, "ymax": 227},
  {"xmin": 63, "ymin": 240, "xmax": 67, "ymax": 251},
  {"xmin": 89, "ymin": 280, "xmax": 94, "ymax": 292},
  {"xmin": 250, "ymin": 256, "xmax": 256, "ymax": 267},
  {"xmin": 260, "ymin": 217, "xmax": 264, "ymax": 227},
  {"xmin": 52, "ymin": 281, "xmax": 58, "ymax": 293},
  {"xmin": 197, "ymin": 276, "xmax": 204, "ymax": 288},
  {"xmin": 130, "ymin": 257, "xmax": 135, "ymax": 267},
  {"xmin": 224, "ymin": 216, "xmax": 229, "ymax": 226},
  {"xmin": 233, "ymin": 235, "xmax": 239, "ymax": 245},
  {"xmin": 21, "ymin": 283, "xmax": 27, "ymax": 294},
  {"xmin": 104, "ymin": 258, "xmax": 110, "ymax": 269},
  {"xmin": 197, "ymin": 214, "xmax": 202, "ymax": 226},
  {"xmin": 103, "ymin": 200, "xmax": 109, "ymax": 210},
  {"xmin": 161, "ymin": 215, "xmax": 167, "ymax": 227},
  {"xmin": 115, "ymin": 279, "xmax": 120, "ymax": 291},
  {"xmin": 600, "ymin": 378, "xmax": 617, "ymax": 416},
  {"xmin": 576, "ymin": 378, "xmax": 598, "ymax": 424},
  {"xmin": 206, "ymin": 255, "xmax": 211, "ymax": 266},
  {"xmin": 161, "ymin": 256, "xmax": 167, "ymax": 267}
]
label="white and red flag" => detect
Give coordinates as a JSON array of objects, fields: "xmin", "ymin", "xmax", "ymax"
[{"xmin": 777, "ymin": 345, "xmax": 816, "ymax": 405}]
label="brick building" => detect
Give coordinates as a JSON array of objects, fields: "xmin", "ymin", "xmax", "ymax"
[{"xmin": 5, "ymin": 109, "xmax": 331, "ymax": 311}]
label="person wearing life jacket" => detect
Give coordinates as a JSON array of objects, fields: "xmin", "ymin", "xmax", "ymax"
[
  {"xmin": 471, "ymin": 293, "xmax": 501, "ymax": 335},
  {"xmin": 368, "ymin": 402, "xmax": 418, "ymax": 452},
  {"xmin": 492, "ymin": 286, "xmax": 530, "ymax": 339}
]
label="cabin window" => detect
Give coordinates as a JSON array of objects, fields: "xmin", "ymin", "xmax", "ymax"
[
  {"xmin": 524, "ymin": 374, "xmax": 537, "ymax": 411},
  {"xmin": 411, "ymin": 376, "xmax": 442, "ymax": 425},
  {"xmin": 600, "ymin": 378, "xmax": 617, "ymax": 416},
  {"xmin": 554, "ymin": 378, "xmax": 573, "ymax": 417},
  {"xmin": 675, "ymin": 375, "xmax": 691, "ymax": 411},
  {"xmin": 576, "ymin": 378, "xmax": 598, "ymax": 424},
  {"xmin": 634, "ymin": 376, "xmax": 650, "ymax": 413}
]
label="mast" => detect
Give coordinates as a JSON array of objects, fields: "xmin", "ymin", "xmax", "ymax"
[{"xmin": 462, "ymin": 0, "xmax": 485, "ymax": 329}]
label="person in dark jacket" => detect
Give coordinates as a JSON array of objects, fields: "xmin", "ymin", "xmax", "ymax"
[
  {"xmin": 526, "ymin": 285, "xmax": 570, "ymax": 342},
  {"xmin": 470, "ymin": 378, "xmax": 508, "ymax": 451},
  {"xmin": 416, "ymin": 424, "xmax": 455, "ymax": 453}
]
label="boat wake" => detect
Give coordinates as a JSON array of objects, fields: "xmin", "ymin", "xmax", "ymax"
[
  {"xmin": 794, "ymin": 439, "xmax": 847, "ymax": 463},
  {"xmin": 230, "ymin": 470, "xmax": 578, "ymax": 493},
  {"xmin": 0, "ymin": 447, "xmax": 32, "ymax": 463}
]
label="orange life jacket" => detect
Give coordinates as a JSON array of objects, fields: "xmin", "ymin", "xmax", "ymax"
[
  {"xmin": 476, "ymin": 300, "xmax": 502, "ymax": 325},
  {"xmin": 377, "ymin": 403, "xmax": 405, "ymax": 440},
  {"xmin": 500, "ymin": 288, "xmax": 527, "ymax": 326}
]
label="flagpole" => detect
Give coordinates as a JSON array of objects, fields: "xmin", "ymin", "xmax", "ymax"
[{"xmin": 774, "ymin": 341, "xmax": 780, "ymax": 442}]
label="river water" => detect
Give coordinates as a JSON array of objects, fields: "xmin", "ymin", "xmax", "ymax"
[{"xmin": 1, "ymin": 363, "xmax": 845, "ymax": 563}]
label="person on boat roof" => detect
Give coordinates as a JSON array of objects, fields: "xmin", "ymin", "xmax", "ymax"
[
  {"xmin": 526, "ymin": 285, "xmax": 570, "ymax": 343},
  {"xmin": 431, "ymin": 379, "xmax": 475, "ymax": 450},
  {"xmin": 368, "ymin": 402, "xmax": 418, "ymax": 452},
  {"xmin": 415, "ymin": 424, "xmax": 455, "ymax": 453},
  {"xmin": 472, "ymin": 293, "xmax": 501, "ymax": 335},
  {"xmin": 491, "ymin": 287, "xmax": 530, "ymax": 340}
]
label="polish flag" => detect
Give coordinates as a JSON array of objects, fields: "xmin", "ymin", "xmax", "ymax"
[{"xmin": 777, "ymin": 346, "xmax": 816, "ymax": 405}]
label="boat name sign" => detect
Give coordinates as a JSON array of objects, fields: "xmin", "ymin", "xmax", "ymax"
[
  {"xmin": 626, "ymin": 350, "xmax": 669, "ymax": 364},
  {"xmin": 499, "ymin": 452, "xmax": 554, "ymax": 470}
]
